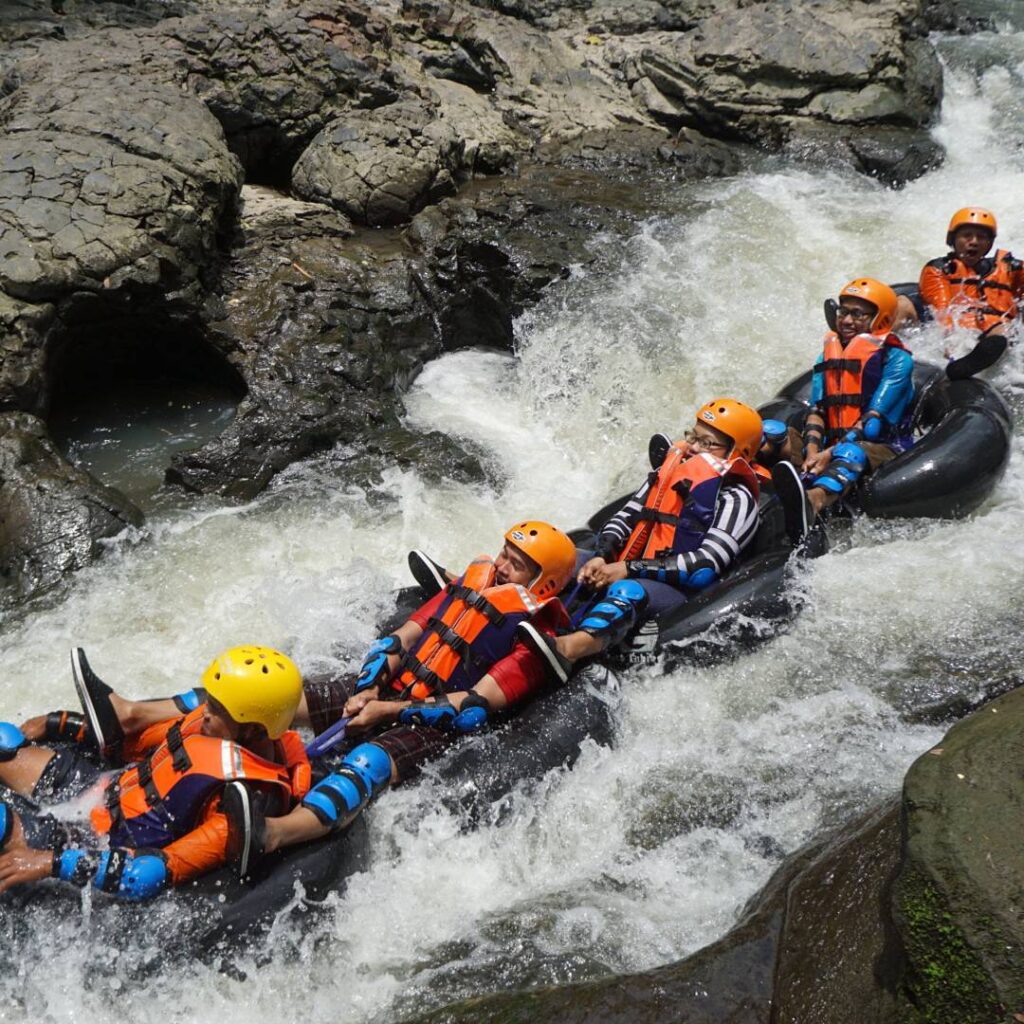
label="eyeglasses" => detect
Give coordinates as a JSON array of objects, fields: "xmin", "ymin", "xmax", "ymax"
[
  {"xmin": 836, "ymin": 306, "xmax": 874, "ymax": 322},
  {"xmin": 684, "ymin": 430, "xmax": 728, "ymax": 451}
]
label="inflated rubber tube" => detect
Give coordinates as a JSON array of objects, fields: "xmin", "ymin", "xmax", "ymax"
[{"xmin": 760, "ymin": 361, "xmax": 1012, "ymax": 520}]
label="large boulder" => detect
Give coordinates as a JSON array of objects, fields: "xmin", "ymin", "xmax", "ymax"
[
  {"xmin": 0, "ymin": 412, "xmax": 143, "ymax": 610},
  {"xmin": 403, "ymin": 688, "xmax": 1024, "ymax": 1024}
]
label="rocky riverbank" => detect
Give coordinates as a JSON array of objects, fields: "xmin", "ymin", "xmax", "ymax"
[
  {"xmin": 0, "ymin": 0, "xmax": 952, "ymax": 604},
  {"xmin": 404, "ymin": 684, "xmax": 1024, "ymax": 1024}
]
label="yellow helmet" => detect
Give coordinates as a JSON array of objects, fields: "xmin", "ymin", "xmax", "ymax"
[
  {"xmin": 504, "ymin": 521, "xmax": 576, "ymax": 599},
  {"xmin": 696, "ymin": 398, "xmax": 763, "ymax": 461},
  {"xmin": 946, "ymin": 207, "xmax": 997, "ymax": 247},
  {"xmin": 201, "ymin": 645, "xmax": 303, "ymax": 739}
]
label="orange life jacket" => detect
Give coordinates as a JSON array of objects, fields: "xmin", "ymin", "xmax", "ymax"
[
  {"xmin": 394, "ymin": 556, "xmax": 552, "ymax": 697},
  {"xmin": 920, "ymin": 249, "xmax": 1023, "ymax": 332},
  {"xmin": 620, "ymin": 446, "xmax": 760, "ymax": 561},
  {"xmin": 817, "ymin": 331, "xmax": 907, "ymax": 435},
  {"xmin": 91, "ymin": 707, "xmax": 311, "ymax": 849}
]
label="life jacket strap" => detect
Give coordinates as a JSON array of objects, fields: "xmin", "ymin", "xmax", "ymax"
[
  {"xmin": 636, "ymin": 508, "xmax": 683, "ymax": 527},
  {"xmin": 446, "ymin": 585, "xmax": 506, "ymax": 627},
  {"xmin": 947, "ymin": 276, "xmax": 1013, "ymax": 293},
  {"xmin": 166, "ymin": 724, "xmax": 193, "ymax": 773},
  {"xmin": 135, "ymin": 757, "xmax": 177, "ymax": 826},
  {"xmin": 820, "ymin": 394, "xmax": 863, "ymax": 408},
  {"xmin": 397, "ymin": 654, "xmax": 445, "ymax": 697},
  {"xmin": 815, "ymin": 358, "xmax": 862, "ymax": 373},
  {"xmin": 423, "ymin": 616, "xmax": 487, "ymax": 672}
]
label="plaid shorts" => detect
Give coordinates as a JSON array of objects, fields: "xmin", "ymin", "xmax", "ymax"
[{"xmin": 303, "ymin": 675, "xmax": 454, "ymax": 784}]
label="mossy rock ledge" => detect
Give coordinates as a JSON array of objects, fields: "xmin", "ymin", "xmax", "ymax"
[{"xmin": 403, "ymin": 687, "xmax": 1024, "ymax": 1024}]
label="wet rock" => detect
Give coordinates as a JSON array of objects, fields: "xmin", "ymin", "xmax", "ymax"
[
  {"xmin": 657, "ymin": 126, "xmax": 748, "ymax": 177},
  {"xmin": 409, "ymin": 689, "xmax": 1024, "ymax": 1024},
  {"xmin": 0, "ymin": 412, "xmax": 143, "ymax": 610},
  {"xmin": 893, "ymin": 685, "xmax": 1024, "ymax": 1021}
]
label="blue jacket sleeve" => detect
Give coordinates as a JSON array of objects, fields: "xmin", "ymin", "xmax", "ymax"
[
  {"xmin": 867, "ymin": 348, "xmax": 914, "ymax": 425},
  {"xmin": 809, "ymin": 352, "xmax": 825, "ymax": 406}
]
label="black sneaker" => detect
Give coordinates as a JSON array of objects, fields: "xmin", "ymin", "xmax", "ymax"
[
  {"xmin": 515, "ymin": 622, "xmax": 572, "ymax": 686},
  {"xmin": 648, "ymin": 432, "xmax": 673, "ymax": 469},
  {"xmin": 771, "ymin": 461, "xmax": 813, "ymax": 547},
  {"xmin": 70, "ymin": 648, "xmax": 123, "ymax": 764},
  {"xmin": 223, "ymin": 781, "xmax": 267, "ymax": 881},
  {"xmin": 408, "ymin": 550, "xmax": 449, "ymax": 597}
]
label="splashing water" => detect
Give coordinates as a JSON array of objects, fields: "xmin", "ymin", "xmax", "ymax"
[{"xmin": 2, "ymin": 25, "xmax": 1024, "ymax": 1024}]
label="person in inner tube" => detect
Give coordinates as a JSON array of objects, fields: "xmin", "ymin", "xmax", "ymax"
[
  {"xmin": 919, "ymin": 206, "xmax": 1023, "ymax": 380},
  {"xmin": 758, "ymin": 278, "xmax": 915, "ymax": 541},
  {"xmin": 0, "ymin": 646, "xmax": 307, "ymax": 900},
  {"xmin": 23, "ymin": 524, "xmax": 577, "ymax": 876},
  {"xmin": 515, "ymin": 399, "xmax": 764, "ymax": 686}
]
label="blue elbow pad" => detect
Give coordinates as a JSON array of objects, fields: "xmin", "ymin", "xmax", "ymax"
[
  {"xmin": 453, "ymin": 692, "xmax": 490, "ymax": 734},
  {"xmin": 302, "ymin": 742, "xmax": 392, "ymax": 829},
  {"xmin": 0, "ymin": 722, "xmax": 27, "ymax": 762},
  {"xmin": 762, "ymin": 419, "xmax": 788, "ymax": 447},
  {"xmin": 93, "ymin": 849, "xmax": 168, "ymax": 901},
  {"xmin": 688, "ymin": 566, "xmax": 718, "ymax": 589},
  {"xmin": 172, "ymin": 689, "xmax": 203, "ymax": 713},
  {"xmin": 862, "ymin": 415, "xmax": 883, "ymax": 442}
]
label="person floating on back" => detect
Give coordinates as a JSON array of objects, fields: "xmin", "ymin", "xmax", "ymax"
[
  {"xmin": 919, "ymin": 206, "xmax": 1022, "ymax": 379},
  {"xmin": 0, "ymin": 645, "xmax": 307, "ymax": 899},
  {"xmin": 763, "ymin": 278, "xmax": 915, "ymax": 544},
  {"xmin": 517, "ymin": 399, "xmax": 763, "ymax": 684}
]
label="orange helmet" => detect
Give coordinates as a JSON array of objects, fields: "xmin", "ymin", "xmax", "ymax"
[
  {"xmin": 504, "ymin": 521, "xmax": 576, "ymax": 599},
  {"xmin": 946, "ymin": 207, "xmax": 997, "ymax": 247},
  {"xmin": 696, "ymin": 398, "xmax": 763, "ymax": 461},
  {"xmin": 838, "ymin": 278, "xmax": 898, "ymax": 333}
]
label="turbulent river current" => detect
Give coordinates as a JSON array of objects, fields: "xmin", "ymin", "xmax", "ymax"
[{"xmin": 2, "ymin": 13, "xmax": 1024, "ymax": 1024}]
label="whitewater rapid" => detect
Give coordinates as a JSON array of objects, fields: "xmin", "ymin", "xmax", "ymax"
[{"xmin": 2, "ymin": 15, "xmax": 1023, "ymax": 1024}]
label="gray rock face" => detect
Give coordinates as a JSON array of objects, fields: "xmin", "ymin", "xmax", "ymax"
[
  {"xmin": 292, "ymin": 101, "xmax": 464, "ymax": 226},
  {"xmin": 405, "ymin": 688, "xmax": 1024, "ymax": 1024},
  {"xmin": 0, "ymin": 412, "xmax": 143, "ymax": 610}
]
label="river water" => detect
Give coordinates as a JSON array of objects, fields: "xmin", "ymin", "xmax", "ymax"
[{"xmin": 2, "ymin": 15, "xmax": 1023, "ymax": 1024}]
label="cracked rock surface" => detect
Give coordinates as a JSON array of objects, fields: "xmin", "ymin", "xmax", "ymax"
[{"xmin": 0, "ymin": 0, "xmax": 946, "ymax": 607}]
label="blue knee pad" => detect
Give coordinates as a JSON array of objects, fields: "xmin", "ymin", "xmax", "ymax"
[
  {"xmin": 0, "ymin": 802, "xmax": 12, "ymax": 850},
  {"xmin": 762, "ymin": 418, "xmax": 788, "ymax": 448},
  {"xmin": 172, "ymin": 689, "xmax": 204, "ymax": 713},
  {"xmin": 813, "ymin": 441, "xmax": 868, "ymax": 496},
  {"xmin": 302, "ymin": 742, "xmax": 392, "ymax": 830},
  {"xmin": 580, "ymin": 580, "xmax": 649, "ymax": 647},
  {"xmin": 0, "ymin": 723, "xmax": 27, "ymax": 762}
]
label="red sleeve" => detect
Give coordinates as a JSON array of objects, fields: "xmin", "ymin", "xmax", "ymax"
[
  {"xmin": 408, "ymin": 589, "xmax": 447, "ymax": 629},
  {"xmin": 487, "ymin": 601, "xmax": 571, "ymax": 706}
]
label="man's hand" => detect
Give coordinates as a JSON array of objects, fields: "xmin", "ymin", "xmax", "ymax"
[
  {"xmin": 0, "ymin": 847, "xmax": 53, "ymax": 894},
  {"xmin": 347, "ymin": 699, "xmax": 402, "ymax": 733},
  {"xmin": 590, "ymin": 560, "xmax": 629, "ymax": 588},
  {"xmin": 577, "ymin": 556, "xmax": 607, "ymax": 585},
  {"xmin": 803, "ymin": 447, "xmax": 833, "ymax": 476},
  {"xmin": 343, "ymin": 686, "xmax": 379, "ymax": 718}
]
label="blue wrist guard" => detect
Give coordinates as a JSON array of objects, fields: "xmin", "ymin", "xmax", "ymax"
[
  {"xmin": 356, "ymin": 635, "xmax": 402, "ymax": 693},
  {"xmin": 93, "ymin": 849, "xmax": 168, "ymax": 900},
  {"xmin": 399, "ymin": 701, "xmax": 457, "ymax": 730},
  {"xmin": 0, "ymin": 722, "xmax": 27, "ymax": 762}
]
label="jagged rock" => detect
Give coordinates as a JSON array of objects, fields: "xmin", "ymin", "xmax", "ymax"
[
  {"xmin": 291, "ymin": 100, "xmax": 464, "ymax": 226},
  {"xmin": 657, "ymin": 126, "xmax": 748, "ymax": 177},
  {"xmin": 0, "ymin": 411, "xmax": 143, "ymax": 610},
  {"xmin": 405, "ymin": 689, "xmax": 1024, "ymax": 1024},
  {"xmin": 894, "ymin": 686, "xmax": 1024, "ymax": 1021}
]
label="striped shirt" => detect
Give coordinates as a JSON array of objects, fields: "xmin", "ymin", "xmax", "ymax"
[{"xmin": 597, "ymin": 479, "xmax": 759, "ymax": 577}]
